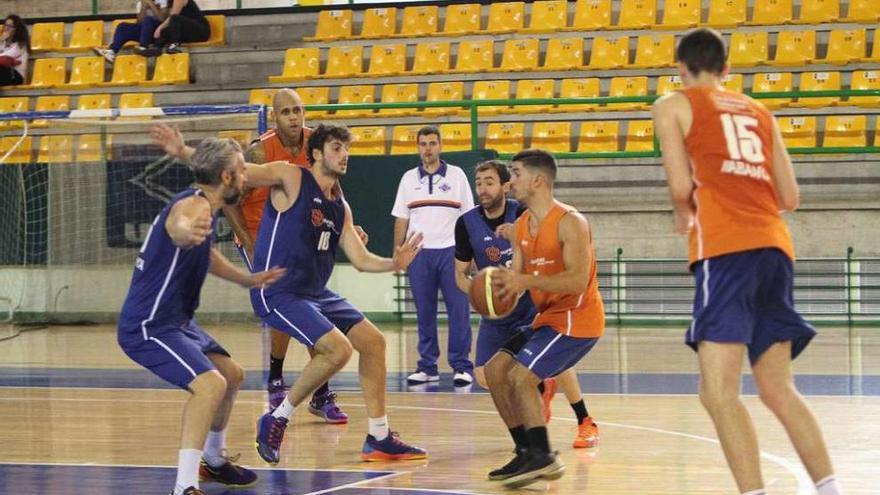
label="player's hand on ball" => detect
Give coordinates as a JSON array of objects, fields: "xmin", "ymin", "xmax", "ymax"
[
  {"xmin": 495, "ymin": 223, "xmax": 515, "ymax": 240},
  {"xmin": 247, "ymin": 266, "xmax": 286, "ymax": 288},
  {"xmin": 490, "ymin": 268, "xmax": 525, "ymax": 301},
  {"xmin": 354, "ymin": 225, "xmax": 369, "ymax": 246},
  {"xmin": 150, "ymin": 123, "xmax": 186, "ymax": 158},
  {"xmin": 393, "ymin": 232, "xmax": 424, "ymax": 272}
]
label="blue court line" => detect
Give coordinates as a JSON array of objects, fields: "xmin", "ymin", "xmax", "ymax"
[{"xmin": 0, "ymin": 368, "xmax": 877, "ymax": 395}]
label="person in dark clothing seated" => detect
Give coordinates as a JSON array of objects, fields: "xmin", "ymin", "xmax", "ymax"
[{"xmin": 154, "ymin": 0, "xmax": 210, "ymax": 54}]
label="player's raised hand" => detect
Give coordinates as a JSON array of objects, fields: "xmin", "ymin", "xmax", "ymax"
[
  {"xmin": 393, "ymin": 232, "xmax": 424, "ymax": 272},
  {"xmin": 247, "ymin": 266, "xmax": 286, "ymax": 288},
  {"xmin": 182, "ymin": 212, "xmax": 213, "ymax": 248},
  {"xmin": 354, "ymin": 224, "xmax": 369, "ymax": 246},
  {"xmin": 495, "ymin": 223, "xmax": 515, "ymax": 240},
  {"xmin": 150, "ymin": 123, "xmax": 186, "ymax": 158}
]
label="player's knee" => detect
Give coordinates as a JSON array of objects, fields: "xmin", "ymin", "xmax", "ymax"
[
  {"xmin": 756, "ymin": 378, "xmax": 795, "ymax": 413},
  {"xmin": 226, "ymin": 361, "xmax": 245, "ymax": 389},
  {"xmin": 698, "ymin": 381, "xmax": 739, "ymax": 414},
  {"xmin": 193, "ymin": 370, "xmax": 227, "ymax": 401},
  {"xmin": 483, "ymin": 355, "xmax": 508, "ymax": 387},
  {"xmin": 510, "ymin": 363, "xmax": 538, "ymax": 388},
  {"xmin": 321, "ymin": 334, "xmax": 353, "ymax": 369}
]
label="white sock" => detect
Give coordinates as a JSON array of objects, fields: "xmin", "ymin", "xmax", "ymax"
[
  {"xmin": 741, "ymin": 490, "xmax": 766, "ymax": 495},
  {"xmin": 174, "ymin": 448, "xmax": 202, "ymax": 494},
  {"xmin": 369, "ymin": 416, "xmax": 389, "ymax": 441},
  {"xmin": 202, "ymin": 429, "xmax": 227, "ymax": 468},
  {"xmin": 816, "ymin": 475, "xmax": 842, "ymax": 495},
  {"xmin": 272, "ymin": 396, "xmax": 296, "ymax": 419}
]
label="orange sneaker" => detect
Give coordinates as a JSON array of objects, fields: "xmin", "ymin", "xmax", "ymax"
[
  {"xmin": 573, "ymin": 417, "xmax": 599, "ymax": 448},
  {"xmin": 541, "ymin": 378, "xmax": 558, "ymax": 423}
]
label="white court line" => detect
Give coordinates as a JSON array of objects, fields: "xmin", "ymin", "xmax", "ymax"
[
  {"xmin": 302, "ymin": 471, "xmax": 407, "ymax": 495},
  {"xmin": 363, "ymin": 487, "xmax": 483, "ymax": 495},
  {"xmin": 0, "ymin": 459, "xmax": 396, "ymax": 474}
]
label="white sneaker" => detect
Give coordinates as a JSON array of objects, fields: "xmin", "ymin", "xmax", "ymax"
[
  {"xmin": 407, "ymin": 370, "xmax": 440, "ymax": 383},
  {"xmin": 453, "ymin": 370, "xmax": 474, "ymax": 386},
  {"xmin": 93, "ymin": 47, "xmax": 115, "ymax": 63}
]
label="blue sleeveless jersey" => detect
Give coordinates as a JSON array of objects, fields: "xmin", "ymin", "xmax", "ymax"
[
  {"xmin": 118, "ymin": 188, "xmax": 215, "ymax": 337},
  {"xmin": 251, "ymin": 170, "xmax": 345, "ymax": 315},
  {"xmin": 461, "ymin": 199, "xmax": 536, "ymax": 326}
]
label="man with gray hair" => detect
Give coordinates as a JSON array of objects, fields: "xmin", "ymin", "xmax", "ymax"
[{"xmin": 118, "ymin": 127, "xmax": 285, "ymax": 495}]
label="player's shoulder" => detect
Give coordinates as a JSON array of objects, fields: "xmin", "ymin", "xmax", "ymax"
[
  {"xmin": 170, "ymin": 191, "xmax": 210, "ymax": 217},
  {"xmin": 652, "ymin": 90, "xmax": 689, "ymax": 111},
  {"xmin": 557, "ymin": 202, "xmax": 589, "ymax": 228}
]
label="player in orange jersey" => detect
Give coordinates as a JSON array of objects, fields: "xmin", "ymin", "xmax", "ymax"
[
  {"xmin": 652, "ymin": 28, "xmax": 839, "ymax": 495},
  {"xmin": 487, "ymin": 149, "xmax": 604, "ymax": 489}
]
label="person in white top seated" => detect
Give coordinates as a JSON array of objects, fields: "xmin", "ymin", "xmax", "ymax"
[{"xmin": 0, "ymin": 15, "xmax": 29, "ymax": 87}]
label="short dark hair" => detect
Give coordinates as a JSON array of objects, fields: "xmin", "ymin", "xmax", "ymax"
[
  {"xmin": 307, "ymin": 123, "xmax": 352, "ymax": 165},
  {"xmin": 475, "ymin": 159, "xmax": 511, "ymax": 183},
  {"xmin": 676, "ymin": 28, "xmax": 727, "ymax": 76},
  {"xmin": 190, "ymin": 138, "xmax": 242, "ymax": 185},
  {"xmin": 4, "ymin": 15, "xmax": 30, "ymax": 53},
  {"xmin": 511, "ymin": 149, "xmax": 557, "ymax": 182},
  {"xmin": 416, "ymin": 125, "xmax": 441, "ymax": 142}
]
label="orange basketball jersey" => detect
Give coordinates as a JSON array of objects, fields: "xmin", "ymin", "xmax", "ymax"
[
  {"xmin": 514, "ymin": 201, "xmax": 605, "ymax": 339},
  {"xmin": 680, "ymin": 87, "xmax": 794, "ymax": 266}
]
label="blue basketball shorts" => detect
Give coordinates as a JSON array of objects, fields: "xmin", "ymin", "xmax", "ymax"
[
  {"xmin": 259, "ymin": 289, "xmax": 365, "ymax": 347},
  {"xmin": 475, "ymin": 315, "xmax": 534, "ymax": 367},
  {"xmin": 500, "ymin": 325, "xmax": 598, "ymax": 380}
]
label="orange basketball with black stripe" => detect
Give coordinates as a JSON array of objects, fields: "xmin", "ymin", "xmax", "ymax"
[{"xmin": 468, "ymin": 267, "xmax": 518, "ymax": 319}]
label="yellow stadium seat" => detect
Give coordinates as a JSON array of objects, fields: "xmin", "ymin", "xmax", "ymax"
[
  {"xmin": 102, "ymin": 54, "xmax": 147, "ymax": 87},
  {"xmin": 523, "ymin": 0, "xmax": 568, "ymax": 33},
  {"xmin": 823, "ymin": 115, "xmax": 867, "ymax": 147},
  {"xmin": 62, "ymin": 21, "xmax": 103, "ymax": 52},
  {"xmin": 0, "ymin": 97, "xmax": 29, "ymax": 129},
  {"xmin": 306, "ymin": 10, "xmax": 353, "ymax": 41},
  {"xmin": 820, "ymin": 29, "xmax": 866, "ymax": 64},
  {"xmin": 21, "ymin": 58, "xmax": 67, "ymax": 89},
  {"xmin": 794, "ymin": 0, "xmax": 838, "ymax": 24},
  {"xmin": 33, "ymin": 95, "xmax": 70, "ymax": 128},
  {"xmin": 485, "ymin": 123, "xmax": 526, "ymax": 153},
  {"xmin": 360, "ymin": 8, "xmax": 397, "ymax": 39},
  {"xmin": 334, "ymin": 85, "xmax": 375, "ymax": 119},
  {"xmin": 390, "ymin": 125, "xmax": 422, "ymax": 154},
  {"xmin": 110, "ymin": 19, "xmax": 138, "ymax": 48},
  {"xmin": 531, "ymin": 122, "xmax": 572, "ymax": 153},
  {"xmin": 555, "ymin": 78, "xmax": 600, "ymax": 113},
  {"xmin": 216, "ymin": 131, "xmax": 253, "ymax": 148},
  {"xmin": 472, "ymin": 81, "xmax": 511, "ymax": 115},
  {"xmin": 187, "ymin": 15, "xmax": 226, "ymax": 47},
  {"xmin": 297, "ymin": 86, "xmax": 331, "ymax": 118},
  {"xmin": 625, "ymin": 121, "xmax": 655, "ymax": 152},
  {"xmin": 847, "ymin": 70, "xmax": 880, "ymax": 107},
  {"xmin": 607, "ymin": 76, "xmax": 650, "ymax": 111},
  {"xmin": 778, "ymin": 116, "xmax": 817, "ymax": 148},
  {"xmin": 37, "ymin": 135, "xmax": 74, "ymax": 163},
  {"xmin": 870, "ymin": 29, "xmax": 880, "ymax": 61},
  {"xmin": 752, "ymin": 72, "xmax": 793, "ymax": 109},
  {"xmin": 439, "ymin": 124, "xmax": 473, "ymax": 152},
  {"xmin": 632, "ymin": 35, "xmax": 674, "ymax": 68},
  {"xmin": 379, "ymin": 83, "xmax": 419, "ymax": 117},
  {"xmin": 324, "ymin": 46, "xmax": 363, "ymax": 79},
  {"xmin": 64, "ymin": 56, "xmax": 105, "ymax": 88},
  {"xmin": 487, "ymin": 2, "xmax": 526, "ymax": 33},
  {"xmin": 513, "ymin": 79, "xmax": 555, "ymax": 114},
  {"xmin": 568, "ymin": 0, "xmax": 612, "ymax": 31},
  {"xmin": 749, "ymin": 0, "xmax": 792, "ymax": 24},
  {"xmin": 367, "ymin": 44, "xmax": 406, "ymax": 77},
  {"xmin": 614, "ymin": 0, "xmax": 656, "ymax": 30},
  {"xmin": 770, "ymin": 31, "xmax": 815, "ymax": 66},
  {"xmin": 77, "ymin": 134, "xmax": 112, "ymax": 162},
  {"xmin": 453, "ymin": 40, "xmax": 495, "ymax": 74},
  {"xmin": 494, "ymin": 38, "xmax": 539, "ymax": 72},
  {"xmin": 349, "ymin": 126, "xmax": 387, "ymax": 155},
  {"xmin": 423, "ymin": 82, "xmax": 465, "ymax": 116},
  {"xmin": 77, "ymin": 94, "xmax": 111, "ymax": 111},
  {"xmin": 30, "ymin": 23, "xmax": 65, "ymax": 52},
  {"xmin": 706, "ymin": 0, "xmax": 747, "ymax": 27},
  {"xmin": 658, "ymin": 0, "xmax": 701, "ymax": 29},
  {"xmin": 796, "ymin": 71, "xmax": 841, "ymax": 108},
  {"xmin": 442, "ymin": 4, "xmax": 481, "ymax": 36},
  {"xmin": 143, "ymin": 53, "xmax": 189, "ymax": 86},
  {"xmin": 412, "ymin": 42, "xmax": 451, "ymax": 74},
  {"xmin": 268, "ymin": 48, "xmax": 320, "ymax": 83},
  {"xmin": 399, "ymin": 5, "xmax": 439, "ymax": 37},
  {"xmin": 542, "ymin": 38, "xmax": 584, "ymax": 71},
  {"xmin": 588, "ymin": 37, "xmax": 629, "ymax": 69},
  {"xmin": 656, "ymin": 75, "xmax": 683, "ymax": 96},
  {"xmin": 0, "ymin": 136, "xmax": 33, "ymax": 164},
  {"xmin": 722, "ymin": 73, "xmax": 745, "ymax": 93},
  {"xmin": 728, "ymin": 32, "xmax": 769, "ymax": 67},
  {"xmin": 578, "ymin": 121, "xmax": 619, "ymax": 152},
  {"xmin": 842, "ymin": 0, "xmax": 880, "ymax": 22},
  {"xmin": 249, "ymin": 88, "xmax": 277, "ymax": 107},
  {"xmin": 119, "ymin": 93, "xmax": 154, "ymax": 109}
]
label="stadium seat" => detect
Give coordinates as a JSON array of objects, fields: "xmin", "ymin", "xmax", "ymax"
[
  {"xmin": 187, "ymin": 15, "xmax": 226, "ymax": 47},
  {"xmin": 102, "ymin": 54, "xmax": 147, "ymax": 87},
  {"xmin": 770, "ymin": 31, "xmax": 815, "ymax": 66},
  {"xmin": 77, "ymin": 94, "xmax": 111, "ymax": 111},
  {"xmin": 658, "ymin": 0, "xmax": 701, "ymax": 29},
  {"xmin": 412, "ymin": 42, "xmax": 451, "ymax": 74},
  {"xmin": 324, "ymin": 46, "xmax": 363, "ymax": 79},
  {"xmin": 442, "ymin": 4, "xmax": 481, "ymax": 35},
  {"xmin": 76, "ymin": 134, "xmax": 112, "ymax": 162},
  {"xmin": 752, "ymin": 73, "xmax": 794, "ymax": 108},
  {"xmin": 531, "ymin": 122, "xmax": 572, "ymax": 153},
  {"xmin": 0, "ymin": 136, "xmax": 34, "ymax": 163},
  {"xmin": 842, "ymin": 0, "xmax": 880, "ymax": 22},
  {"xmin": 349, "ymin": 126, "xmax": 387, "ymax": 155},
  {"xmin": 62, "ymin": 21, "xmax": 103, "ymax": 52},
  {"xmin": 21, "ymin": 58, "xmax": 67, "ymax": 89},
  {"xmin": 306, "ymin": 10, "xmax": 353, "ymax": 41},
  {"xmin": 847, "ymin": 70, "xmax": 880, "ymax": 107},
  {"xmin": 793, "ymin": 0, "xmax": 838, "ymax": 24},
  {"xmin": 453, "ymin": 40, "xmax": 495, "ymax": 74},
  {"xmin": 268, "ymin": 48, "xmax": 320, "ymax": 83},
  {"xmin": 439, "ymin": 123, "xmax": 473, "ymax": 152},
  {"xmin": 216, "ymin": 131, "xmax": 253, "ymax": 148},
  {"xmin": 472, "ymin": 81, "xmax": 511, "ymax": 115},
  {"xmin": 607, "ymin": 76, "xmax": 650, "ymax": 111},
  {"xmin": 144, "ymin": 53, "xmax": 189, "ymax": 86},
  {"xmin": 423, "ymin": 82, "xmax": 465, "ymax": 116},
  {"xmin": 334, "ymin": 85, "xmax": 375, "ymax": 119},
  {"xmin": 632, "ymin": 35, "xmax": 675, "ymax": 68},
  {"xmin": 398, "ymin": 5, "xmax": 439, "ymax": 37},
  {"xmin": 705, "ymin": 0, "xmax": 747, "ymax": 27},
  {"xmin": 728, "ymin": 31, "xmax": 769, "ymax": 67},
  {"xmin": 485, "ymin": 123, "xmax": 526, "ymax": 153},
  {"xmin": 32, "ymin": 96, "xmax": 69, "ymax": 131},
  {"xmin": 64, "ymin": 56, "xmax": 105, "ymax": 88},
  {"xmin": 796, "ymin": 71, "xmax": 841, "ymax": 108},
  {"xmin": 820, "ymin": 29, "xmax": 866, "ymax": 64},
  {"xmin": 778, "ymin": 116, "xmax": 817, "ymax": 148},
  {"xmin": 297, "ymin": 86, "xmax": 331, "ymax": 118},
  {"xmin": 119, "ymin": 92, "xmax": 154, "ymax": 110},
  {"xmin": 656, "ymin": 75, "xmax": 683, "ymax": 96},
  {"xmin": 588, "ymin": 37, "xmax": 629, "ymax": 69},
  {"xmin": 614, "ymin": 0, "xmax": 656, "ymax": 30},
  {"xmin": 367, "ymin": 44, "xmax": 406, "ymax": 77},
  {"xmin": 248, "ymin": 88, "xmax": 277, "ymax": 107},
  {"xmin": 542, "ymin": 38, "xmax": 584, "ymax": 71},
  {"xmin": 0, "ymin": 97, "xmax": 29, "ymax": 129},
  {"xmin": 487, "ymin": 2, "xmax": 526, "ymax": 33},
  {"xmin": 568, "ymin": 0, "xmax": 612, "ymax": 30},
  {"xmin": 577, "ymin": 121, "xmax": 619, "ymax": 152},
  {"xmin": 110, "ymin": 19, "xmax": 138, "ymax": 48},
  {"xmin": 870, "ymin": 29, "xmax": 880, "ymax": 61},
  {"xmin": 494, "ymin": 38, "xmax": 539, "ymax": 72},
  {"xmin": 360, "ymin": 8, "xmax": 397, "ymax": 39},
  {"xmin": 555, "ymin": 78, "xmax": 600, "ymax": 112},
  {"xmin": 722, "ymin": 73, "xmax": 745, "ymax": 93},
  {"xmin": 378, "ymin": 83, "xmax": 419, "ymax": 117},
  {"xmin": 37, "ymin": 135, "xmax": 74, "ymax": 163},
  {"xmin": 823, "ymin": 115, "xmax": 867, "ymax": 147},
  {"xmin": 390, "ymin": 125, "xmax": 422, "ymax": 154},
  {"xmin": 30, "ymin": 22, "xmax": 65, "ymax": 52},
  {"xmin": 749, "ymin": 0, "xmax": 792, "ymax": 25},
  {"xmin": 523, "ymin": 0, "xmax": 568, "ymax": 33},
  {"xmin": 625, "ymin": 121, "xmax": 655, "ymax": 152},
  {"xmin": 513, "ymin": 79, "xmax": 555, "ymax": 114}
]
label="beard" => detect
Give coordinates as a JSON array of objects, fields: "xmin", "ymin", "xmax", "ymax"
[
  {"xmin": 223, "ymin": 187, "xmax": 242, "ymax": 206},
  {"xmin": 480, "ymin": 194, "xmax": 504, "ymax": 212}
]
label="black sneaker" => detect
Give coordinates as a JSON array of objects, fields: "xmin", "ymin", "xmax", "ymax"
[
  {"xmin": 135, "ymin": 44, "xmax": 160, "ymax": 57},
  {"xmin": 165, "ymin": 43, "xmax": 183, "ymax": 54},
  {"xmin": 167, "ymin": 487, "xmax": 205, "ymax": 495},
  {"xmin": 199, "ymin": 454, "xmax": 258, "ymax": 487},
  {"xmin": 488, "ymin": 448, "xmax": 529, "ymax": 480},
  {"xmin": 501, "ymin": 450, "xmax": 565, "ymax": 489}
]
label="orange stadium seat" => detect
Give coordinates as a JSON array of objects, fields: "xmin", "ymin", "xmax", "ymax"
[{"xmin": 578, "ymin": 121, "xmax": 620, "ymax": 152}]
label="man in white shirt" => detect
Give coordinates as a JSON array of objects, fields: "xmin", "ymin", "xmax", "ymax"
[{"xmin": 392, "ymin": 126, "xmax": 475, "ymax": 386}]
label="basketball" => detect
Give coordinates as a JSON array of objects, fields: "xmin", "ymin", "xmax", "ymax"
[{"xmin": 469, "ymin": 267, "xmax": 517, "ymax": 319}]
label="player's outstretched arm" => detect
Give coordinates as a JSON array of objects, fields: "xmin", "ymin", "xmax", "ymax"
[
  {"xmin": 209, "ymin": 248, "xmax": 285, "ymax": 288},
  {"xmin": 769, "ymin": 117, "xmax": 800, "ymax": 212},
  {"xmin": 221, "ymin": 202, "xmax": 255, "ymax": 257},
  {"xmin": 652, "ymin": 93, "xmax": 696, "ymax": 235},
  {"xmin": 165, "ymin": 196, "xmax": 213, "ymax": 249},
  {"xmin": 341, "ymin": 201, "xmax": 423, "ymax": 273}
]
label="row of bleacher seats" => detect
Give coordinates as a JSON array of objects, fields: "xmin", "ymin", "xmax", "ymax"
[
  {"xmin": 271, "ymin": 29, "xmax": 880, "ymax": 82},
  {"xmin": 29, "ymin": 16, "xmax": 225, "ymax": 52},
  {"xmin": 0, "ymin": 93, "xmax": 156, "ymax": 129},
  {"xmin": 307, "ymin": 0, "xmax": 880, "ymax": 41},
  {"xmin": 11, "ymin": 53, "xmax": 189, "ymax": 89}
]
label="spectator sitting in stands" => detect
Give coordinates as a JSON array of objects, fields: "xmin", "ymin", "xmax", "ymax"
[
  {"xmin": 0, "ymin": 15, "xmax": 29, "ymax": 86},
  {"xmin": 154, "ymin": 0, "xmax": 210, "ymax": 55},
  {"xmin": 95, "ymin": 1, "xmax": 170, "ymax": 63}
]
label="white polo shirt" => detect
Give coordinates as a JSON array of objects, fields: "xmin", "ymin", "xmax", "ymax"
[{"xmin": 391, "ymin": 161, "xmax": 474, "ymax": 249}]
